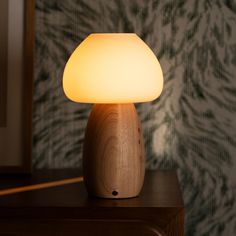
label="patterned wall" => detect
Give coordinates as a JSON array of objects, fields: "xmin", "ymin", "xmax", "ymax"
[{"xmin": 34, "ymin": 0, "xmax": 236, "ymax": 235}]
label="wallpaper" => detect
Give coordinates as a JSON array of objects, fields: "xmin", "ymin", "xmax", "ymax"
[{"xmin": 34, "ymin": 0, "xmax": 236, "ymax": 235}]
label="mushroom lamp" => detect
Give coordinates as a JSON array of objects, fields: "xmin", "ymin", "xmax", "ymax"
[{"xmin": 63, "ymin": 33, "xmax": 163, "ymax": 198}]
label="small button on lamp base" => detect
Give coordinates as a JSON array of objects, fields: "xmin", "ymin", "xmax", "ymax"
[{"xmin": 83, "ymin": 104, "xmax": 145, "ymax": 199}]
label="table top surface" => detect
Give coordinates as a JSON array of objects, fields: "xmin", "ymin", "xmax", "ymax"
[
  {"xmin": 0, "ymin": 170, "xmax": 184, "ymax": 235},
  {"xmin": 0, "ymin": 170, "xmax": 183, "ymax": 209}
]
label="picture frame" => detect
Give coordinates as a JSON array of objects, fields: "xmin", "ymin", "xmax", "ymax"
[{"xmin": 0, "ymin": 0, "xmax": 35, "ymax": 173}]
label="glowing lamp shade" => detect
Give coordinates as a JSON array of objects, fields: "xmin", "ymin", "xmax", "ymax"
[{"xmin": 63, "ymin": 33, "xmax": 163, "ymax": 103}]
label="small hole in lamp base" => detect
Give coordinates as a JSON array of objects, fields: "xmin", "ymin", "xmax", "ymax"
[{"xmin": 112, "ymin": 191, "xmax": 118, "ymax": 196}]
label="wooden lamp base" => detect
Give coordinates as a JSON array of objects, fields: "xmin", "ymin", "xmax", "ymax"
[{"xmin": 83, "ymin": 104, "xmax": 145, "ymax": 199}]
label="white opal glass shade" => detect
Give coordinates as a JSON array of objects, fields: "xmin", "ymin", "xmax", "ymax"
[{"xmin": 63, "ymin": 33, "xmax": 163, "ymax": 103}]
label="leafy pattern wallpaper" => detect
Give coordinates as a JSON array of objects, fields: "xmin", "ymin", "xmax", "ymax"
[{"xmin": 34, "ymin": 0, "xmax": 236, "ymax": 235}]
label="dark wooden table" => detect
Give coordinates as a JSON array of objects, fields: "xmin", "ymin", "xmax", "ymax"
[{"xmin": 0, "ymin": 170, "xmax": 184, "ymax": 236}]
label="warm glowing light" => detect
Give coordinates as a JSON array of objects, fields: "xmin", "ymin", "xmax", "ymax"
[{"xmin": 63, "ymin": 33, "xmax": 163, "ymax": 103}]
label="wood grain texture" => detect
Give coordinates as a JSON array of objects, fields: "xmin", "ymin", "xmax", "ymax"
[
  {"xmin": 164, "ymin": 209, "xmax": 184, "ymax": 236},
  {"xmin": 83, "ymin": 104, "xmax": 145, "ymax": 198}
]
